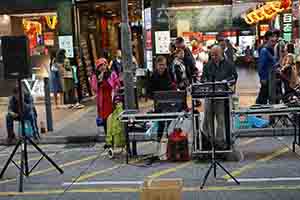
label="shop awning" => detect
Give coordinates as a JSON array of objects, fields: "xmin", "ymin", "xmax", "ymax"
[{"xmin": 0, "ymin": 0, "xmax": 61, "ymax": 14}]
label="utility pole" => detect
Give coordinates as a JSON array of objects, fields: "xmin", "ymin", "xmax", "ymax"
[{"xmin": 121, "ymin": 0, "xmax": 136, "ymax": 109}]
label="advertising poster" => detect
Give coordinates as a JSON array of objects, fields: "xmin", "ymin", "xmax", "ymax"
[
  {"xmin": 58, "ymin": 35, "xmax": 74, "ymax": 58},
  {"xmin": 155, "ymin": 31, "xmax": 170, "ymax": 54}
]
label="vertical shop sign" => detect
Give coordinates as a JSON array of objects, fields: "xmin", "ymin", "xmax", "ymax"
[
  {"xmin": 282, "ymin": 12, "xmax": 293, "ymax": 42},
  {"xmin": 144, "ymin": 8, "xmax": 152, "ymax": 30},
  {"xmin": 146, "ymin": 50, "xmax": 153, "ymax": 71}
]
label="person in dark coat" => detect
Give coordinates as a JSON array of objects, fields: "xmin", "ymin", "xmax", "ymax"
[
  {"xmin": 171, "ymin": 48, "xmax": 189, "ymax": 90},
  {"xmin": 201, "ymin": 45, "xmax": 238, "ymax": 149},
  {"xmin": 175, "ymin": 37, "xmax": 197, "ymax": 83},
  {"xmin": 148, "ymin": 56, "xmax": 174, "ymax": 98},
  {"xmin": 256, "ymin": 30, "xmax": 277, "ymax": 105},
  {"xmin": 148, "ymin": 56, "xmax": 175, "ymax": 142},
  {"xmin": 111, "ymin": 50, "xmax": 123, "ymax": 77}
]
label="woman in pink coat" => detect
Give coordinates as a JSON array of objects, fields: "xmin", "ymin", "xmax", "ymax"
[{"xmin": 90, "ymin": 58, "xmax": 121, "ymax": 135}]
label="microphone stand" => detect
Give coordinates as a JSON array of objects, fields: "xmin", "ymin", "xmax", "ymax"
[{"xmin": 200, "ymin": 71, "xmax": 239, "ymax": 189}]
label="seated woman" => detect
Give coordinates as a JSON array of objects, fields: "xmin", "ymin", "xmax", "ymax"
[{"xmin": 6, "ymin": 87, "xmax": 39, "ymax": 143}]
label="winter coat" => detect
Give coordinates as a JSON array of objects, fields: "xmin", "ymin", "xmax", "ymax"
[
  {"xmin": 148, "ymin": 70, "xmax": 174, "ymax": 98},
  {"xmin": 90, "ymin": 71, "xmax": 120, "ymax": 120},
  {"xmin": 258, "ymin": 46, "xmax": 276, "ymax": 81},
  {"xmin": 172, "ymin": 58, "xmax": 189, "ymax": 90}
]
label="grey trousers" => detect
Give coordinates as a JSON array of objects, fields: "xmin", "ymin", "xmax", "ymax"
[{"xmin": 202, "ymin": 99, "xmax": 226, "ymax": 144}]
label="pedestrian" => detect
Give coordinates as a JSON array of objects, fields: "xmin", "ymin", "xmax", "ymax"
[
  {"xmin": 175, "ymin": 37, "xmax": 197, "ymax": 83},
  {"xmin": 148, "ymin": 56, "xmax": 174, "ymax": 98},
  {"xmin": 167, "ymin": 42, "xmax": 176, "ymax": 72},
  {"xmin": 201, "ymin": 45, "xmax": 238, "ymax": 150},
  {"xmin": 280, "ymin": 54, "xmax": 299, "ymax": 90},
  {"xmin": 50, "ymin": 49, "xmax": 64, "ymax": 109},
  {"xmin": 218, "ymin": 38, "xmax": 236, "ymax": 63},
  {"xmin": 90, "ymin": 58, "xmax": 121, "ymax": 135},
  {"xmin": 256, "ymin": 30, "xmax": 277, "ymax": 105},
  {"xmin": 273, "ymin": 29, "xmax": 286, "ymax": 63},
  {"xmin": 171, "ymin": 48, "xmax": 190, "ymax": 90},
  {"xmin": 148, "ymin": 56, "xmax": 175, "ymax": 143},
  {"xmin": 111, "ymin": 50, "xmax": 123, "ymax": 77}
]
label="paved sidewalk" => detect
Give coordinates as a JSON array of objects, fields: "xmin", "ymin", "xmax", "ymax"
[{"xmin": 0, "ymin": 95, "xmax": 257, "ymax": 145}]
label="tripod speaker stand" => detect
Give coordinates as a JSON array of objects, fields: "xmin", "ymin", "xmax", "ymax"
[
  {"xmin": 191, "ymin": 79, "xmax": 239, "ymax": 189},
  {"xmin": 0, "ymin": 79, "xmax": 63, "ymax": 192}
]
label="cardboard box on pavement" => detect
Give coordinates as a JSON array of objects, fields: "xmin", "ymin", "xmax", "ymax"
[{"xmin": 140, "ymin": 178, "xmax": 183, "ymax": 200}]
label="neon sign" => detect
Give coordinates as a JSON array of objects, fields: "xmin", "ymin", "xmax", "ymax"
[{"xmin": 243, "ymin": 0, "xmax": 291, "ymax": 25}]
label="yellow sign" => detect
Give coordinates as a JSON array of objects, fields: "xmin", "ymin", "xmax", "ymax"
[
  {"xmin": 243, "ymin": 0, "xmax": 291, "ymax": 25},
  {"xmin": 45, "ymin": 16, "xmax": 58, "ymax": 30}
]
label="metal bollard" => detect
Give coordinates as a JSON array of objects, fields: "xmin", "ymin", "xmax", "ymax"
[{"xmin": 44, "ymin": 77, "xmax": 53, "ymax": 132}]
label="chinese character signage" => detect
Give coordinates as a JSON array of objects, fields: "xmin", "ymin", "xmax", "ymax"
[{"xmin": 282, "ymin": 12, "xmax": 293, "ymax": 42}]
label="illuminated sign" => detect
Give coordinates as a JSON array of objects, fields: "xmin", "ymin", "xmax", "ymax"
[
  {"xmin": 243, "ymin": 0, "xmax": 291, "ymax": 25},
  {"xmin": 282, "ymin": 12, "xmax": 293, "ymax": 42},
  {"xmin": 24, "ymin": 79, "xmax": 45, "ymax": 97}
]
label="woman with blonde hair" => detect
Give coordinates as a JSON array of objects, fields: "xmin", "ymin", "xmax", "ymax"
[{"xmin": 280, "ymin": 54, "xmax": 300, "ymax": 90}]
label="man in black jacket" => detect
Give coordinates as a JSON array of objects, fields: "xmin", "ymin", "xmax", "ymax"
[
  {"xmin": 148, "ymin": 56, "xmax": 175, "ymax": 142},
  {"xmin": 148, "ymin": 56, "xmax": 174, "ymax": 98},
  {"xmin": 201, "ymin": 45, "xmax": 238, "ymax": 149}
]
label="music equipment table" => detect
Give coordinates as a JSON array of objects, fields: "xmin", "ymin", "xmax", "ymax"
[
  {"xmin": 233, "ymin": 106, "xmax": 300, "ymax": 152},
  {"xmin": 119, "ymin": 110, "xmax": 189, "ymax": 163},
  {"xmin": 191, "ymin": 81, "xmax": 234, "ymax": 155}
]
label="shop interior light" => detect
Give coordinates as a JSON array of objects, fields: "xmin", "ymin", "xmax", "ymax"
[{"xmin": 3, "ymin": 14, "xmax": 9, "ymax": 22}]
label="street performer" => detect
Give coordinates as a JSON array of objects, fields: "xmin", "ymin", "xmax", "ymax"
[{"xmin": 201, "ymin": 45, "xmax": 238, "ymax": 150}]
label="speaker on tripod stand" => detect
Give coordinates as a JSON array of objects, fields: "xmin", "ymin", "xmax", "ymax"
[
  {"xmin": 0, "ymin": 36, "xmax": 63, "ymax": 192},
  {"xmin": 1, "ymin": 36, "xmax": 32, "ymax": 80}
]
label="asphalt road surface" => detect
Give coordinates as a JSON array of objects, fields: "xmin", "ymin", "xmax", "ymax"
[{"xmin": 0, "ymin": 136, "xmax": 299, "ymax": 200}]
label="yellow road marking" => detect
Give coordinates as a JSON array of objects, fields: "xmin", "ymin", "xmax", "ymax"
[
  {"xmin": 76, "ymin": 165, "xmax": 122, "ymax": 182},
  {"xmin": 75, "ymin": 158, "xmax": 142, "ymax": 182},
  {"xmin": 0, "ymin": 148, "xmax": 76, "ymax": 170},
  {"xmin": 0, "ymin": 155, "xmax": 99, "ymax": 184},
  {"xmin": 147, "ymin": 161, "xmax": 192, "ymax": 179},
  {"xmin": 147, "ymin": 137, "xmax": 259, "ymax": 180},
  {"xmin": 238, "ymin": 138, "xmax": 259, "ymax": 146},
  {"xmin": 223, "ymin": 147, "xmax": 289, "ymax": 180},
  {"xmin": 0, "ymin": 184, "xmax": 300, "ymax": 196}
]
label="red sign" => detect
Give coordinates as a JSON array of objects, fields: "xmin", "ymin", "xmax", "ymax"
[
  {"xmin": 146, "ymin": 31, "xmax": 152, "ymax": 50},
  {"xmin": 182, "ymin": 32, "xmax": 203, "ymax": 41}
]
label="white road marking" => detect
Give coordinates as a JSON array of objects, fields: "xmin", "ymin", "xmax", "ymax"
[
  {"xmin": 62, "ymin": 181, "xmax": 144, "ymax": 186},
  {"xmin": 228, "ymin": 177, "xmax": 300, "ymax": 183}
]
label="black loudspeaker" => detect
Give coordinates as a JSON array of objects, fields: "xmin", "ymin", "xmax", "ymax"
[{"xmin": 1, "ymin": 36, "xmax": 31, "ymax": 80}]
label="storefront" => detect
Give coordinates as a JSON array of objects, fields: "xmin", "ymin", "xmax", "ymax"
[
  {"xmin": 0, "ymin": 0, "xmax": 85, "ymax": 99},
  {"xmin": 146, "ymin": 0, "xmax": 295, "ymax": 62},
  {"xmin": 74, "ymin": 0, "xmax": 144, "ymax": 66}
]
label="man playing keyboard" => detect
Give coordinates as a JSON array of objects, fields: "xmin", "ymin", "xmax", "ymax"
[{"xmin": 201, "ymin": 45, "xmax": 238, "ymax": 150}]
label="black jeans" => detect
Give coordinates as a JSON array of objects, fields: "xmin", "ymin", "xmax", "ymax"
[
  {"xmin": 103, "ymin": 119, "xmax": 108, "ymax": 136},
  {"xmin": 256, "ymin": 81, "xmax": 269, "ymax": 105}
]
